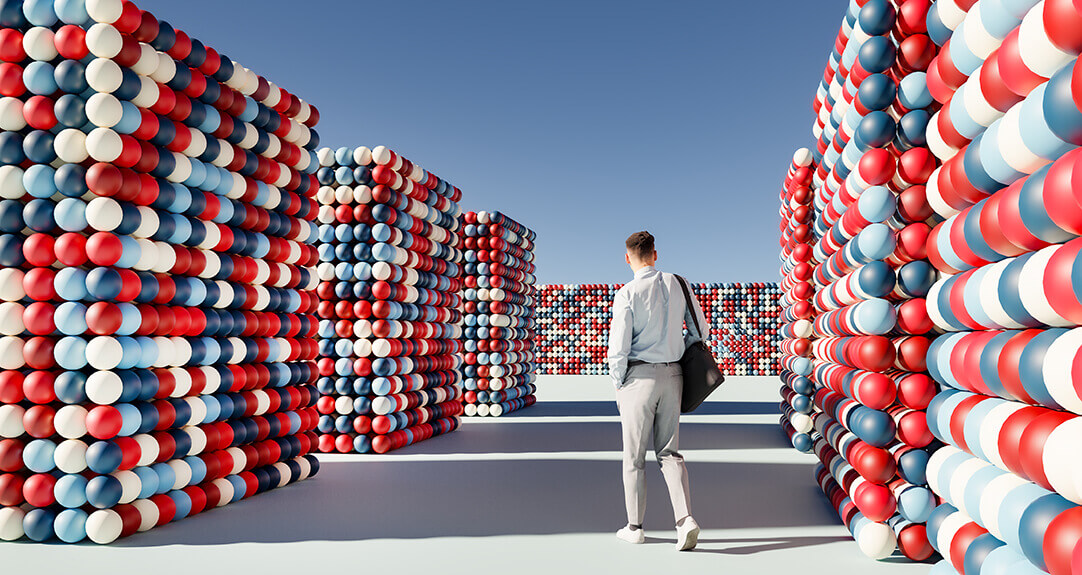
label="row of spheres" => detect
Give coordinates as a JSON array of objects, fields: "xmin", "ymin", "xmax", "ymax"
[
  {"xmin": 781, "ymin": 0, "xmax": 947, "ymax": 563},
  {"xmin": 913, "ymin": 0, "xmax": 1082, "ymax": 573},
  {"xmin": 0, "ymin": 0, "xmax": 323, "ymax": 544},
  {"xmin": 459, "ymin": 210, "xmax": 538, "ymax": 417},
  {"xmin": 313, "ymin": 145, "xmax": 465, "ymax": 454},
  {"xmin": 535, "ymin": 283, "xmax": 781, "ymax": 376}
]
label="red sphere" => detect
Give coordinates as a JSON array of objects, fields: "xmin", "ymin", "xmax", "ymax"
[
  {"xmin": 55, "ymin": 233, "xmax": 88, "ymax": 267},
  {"xmin": 853, "ymin": 336, "xmax": 896, "ymax": 372},
  {"xmin": 22, "ymin": 473, "xmax": 56, "ymax": 507},
  {"xmin": 896, "ymin": 0, "xmax": 930, "ymax": 36},
  {"xmin": 0, "ymin": 62, "xmax": 24, "ymax": 96},
  {"xmin": 86, "ymin": 406, "xmax": 123, "ymax": 440},
  {"xmin": 22, "ymin": 404, "xmax": 55, "ymax": 438},
  {"xmin": 86, "ymin": 301, "xmax": 123, "ymax": 335},
  {"xmin": 54, "ymin": 25, "xmax": 89, "ymax": 60},
  {"xmin": 897, "ymin": 185, "xmax": 933, "ymax": 223},
  {"xmin": 897, "ymin": 34, "xmax": 936, "ymax": 72},
  {"xmin": 897, "ymin": 523, "xmax": 934, "ymax": 561},
  {"xmin": 1044, "ymin": 505, "xmax": 1082, "ymax": 575},
  {"xmin": 858, "ymin": 148, "xmax": 896, "ymax": 185},
  {"xmin": 22, "ymin": 234, "xmax": 55, "ymax": 267},
  {"xmin": 851, "ymin": 445, "xmax": 897, "ymax": 484},
  {"xmin": 895, "ymin": 336, "xmax": 931, "ymax": 371},
  {"xmin": 0, "ymin": 371, "xmax": 21, "ymax": 404},
  {"xmin": 897, "ymin": 373, "xmax": 936, "ymax": 410},
  {"xmin": 0, "ymin": 439, "xmax": 20, "ymax": 472},
  {"xmin": 853, "ymin": 481, "xmax": 896, "ymax": 522},
  {"xmin": 23, "ymin": 95, "xmax": 57, "ymax": 130},
  {"xmin": 792, "ymin": 244, "xmax": 812, "ymax": 262},
  {"xmin": 0, "ymin": 29, "xmax": 25, "ymax": 62},
  {"xmin": 897, "ymin": 148, "xmax": 937, "ymax": 185}
]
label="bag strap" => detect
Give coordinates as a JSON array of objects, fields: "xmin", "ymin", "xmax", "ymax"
[{"xmin": 674, "ymin": 275, "xmax": 703, "ymax": 339}]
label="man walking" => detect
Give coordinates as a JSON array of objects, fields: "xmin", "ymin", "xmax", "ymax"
[{"xmin": 606, "ymin": 231, "xmax": 706, "ymax": 551}]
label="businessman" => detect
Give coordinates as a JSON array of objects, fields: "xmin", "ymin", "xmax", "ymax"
[{"xmin": 606, "ymin": 231, "xmax": 707, "ymax": 551}]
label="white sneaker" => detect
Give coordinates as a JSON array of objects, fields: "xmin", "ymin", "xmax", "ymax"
[
  {"xmin": 676, "ymin": 517, "xmax": 699, "ymax": 551},
  {"xmin": 616, "ymin": 525, "xmax": 645, "ymax": 544}
]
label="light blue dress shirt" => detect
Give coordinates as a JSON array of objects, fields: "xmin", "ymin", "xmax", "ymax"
[{"xmin": 606, "ymin": 266, "xmax": 709, "ymax": 388}]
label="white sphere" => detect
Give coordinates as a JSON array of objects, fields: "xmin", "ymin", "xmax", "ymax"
[
  {"xmin": 855, "ymin": 520, "xmax": 897, "ymax": 560},
  {"xmin": 0, "ymin": 336, "xmax": 24, "ymax": 369},
  {"xmin": 167, "ymin": 459, "xmax": 191, "ymax": 490},
  {"xmin": 1043, "ymin": 417, "xmax": 1082, "ymax": 504},
  {"xmin": 113, "ymin": 470, "xmax": 140, "ymax": 504},
  {"xmin": 86, "ymin": 127, "xmax": 123, "ymax": 163},
  {"xmin": 86, "ymin": 336, "xmax": 123, "ymax": 370},
  {"xmin": 85, "ymin": 196, "xmax": 123, "ymax": 232},
  {"xmin": 791, "ymin": 413, "xmax": 814, "ymax": 434},
  {"xmin": 0, "ymin": 404, "xmax": 25, "ymax": 437},
  {"xmin": 133, "ymin": 433, "xmax": 158, "ymax": 466},
  {"xmin": 0, "ymin": 165, "xmax": 25, "ymax": 199},
  {"xmin": 185, "ymin": 425, "xmax": 207, "ymax": 456},
  {"xmin": 85, "ymin": 509, "xmax": 122, "ymax": 544},
  {"xmin": 85, "ymin": 92, "xmax": 123, "ymax": 128},
  {"xmin": 0, "ymin": 98, "xmax": 26, "ymax": 131},
  {"xmin": 357, "ymin": 146, "xmax": 374, "ymax": 166},
  {"xmin": 85, "ymin": 23, "xmax": 122, "ymax": 58},
  {"xmin": 54, "ymin": 439, "xmax": 88, "ymax": 473},
  {"xmin": 0, "ymin": 507, "xmax": 25, "ymax": 541},
  {"xmin": 0, "ymin": 302, "xmax": 24, "ymax": 335},
  {"xmin": 212, "ymin": 478, "xmax": 233, "ymax": 507},
  {"xmin": 131, "ymin": 75, "xmax": 159, "ymax": 109},
  {"xmin": 54, "ymin": 405, "xmax": 89, "ymax": 440},
  {"xmin": 150, "ymin": 51, "xmax": 176, "ymax": 84},
  {"xmin": 131, "ymin": 42, "xmax": 158, "ymax": 76},
  {"xmin": 54, "ymin": 129, "xmax": 89, "ymax": 163},
  {"xmin": 86, "ymin": 0, "xmax": 123, "ymax": 23},
  {"xmin": 133, "ymin": 499, "xmax": 158, "ymax": 532},
  {"xmin": 23, "ymin": 27, "xmax": 57, "ymax": 61},
  {"xmin": 85, "ymin": 58, "xmax": 123, "ymax": 93},
  {"xmin": 85, "ymin": 370, "xmax": 122, "ymax": 404},
  {"xmin": 130, "ymin": 206, "xmax": 157, "ymax": 238}
]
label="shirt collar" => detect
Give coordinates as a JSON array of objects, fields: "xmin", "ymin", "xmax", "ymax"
[{"xmin": 634, "ymin": 265, "xmax": 656, "ymax": 279}]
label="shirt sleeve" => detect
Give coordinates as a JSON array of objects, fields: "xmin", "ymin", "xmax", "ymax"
[
  {"xmin": 607, "ymin": 288, "xmax": 633, "ymax": 388},
  {"xmin": 681, "ymin": 278, "xmax": 709, "ymax": 347}
]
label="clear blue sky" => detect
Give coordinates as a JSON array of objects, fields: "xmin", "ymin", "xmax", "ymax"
[{"xmin": 134, "ymin": 0, "xmax": 843, "ymax": 284}]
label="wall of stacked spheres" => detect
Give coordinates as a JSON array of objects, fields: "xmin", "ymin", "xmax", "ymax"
[
  {"xmin": 535, "ymin": 283, "xmax": 781, "ymax": 376},
  {"xmin": 314, "ymin": 145, "xmax": 466, "ymax": 453},
  {"xmin": 918, "ymin": 0, "xmax": 1082, "ymax": 573},
  {"xmin": 459, "ymin": 211, "xmax": 537, "ymax": 417},
  {"xmin": 779, "ymin": 0, "xmax": 944, "ymax": 563},
  {"xmin": 779, "ymin": 0, "xmax": 1082, "ymax": 572},
  {"xmin": 0, "ymin": 0, "xmax": 323, "ymax": 543}
]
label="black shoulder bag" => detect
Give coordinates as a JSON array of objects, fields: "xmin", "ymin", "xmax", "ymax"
[{"xmin": 675, "ymin": 275, "xmax": 725, "ymax": 413}]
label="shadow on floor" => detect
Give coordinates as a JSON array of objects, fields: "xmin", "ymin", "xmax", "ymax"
[
  {"xmin": 511, "ymin": 401, "xmax": 779, "ymax": 418},
  {"xmin": 643, "ymin": 535, "xmax": 853, "ymax": 555},
  {"xmin": 113, "ymin": 410, "xmax": 826, "ymax": 548},
  {"xmin": 117, "ymin": 458, "xmax": 828, "ymax": 547}
]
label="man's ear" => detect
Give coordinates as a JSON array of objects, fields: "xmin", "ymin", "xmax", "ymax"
[
  {"xmin": 625, "ymin": 252, "xmax": 631, "ymax": 264},
  {"xmin": 653, "ymin": 250, "xmax": 658, "ymax": 262}
]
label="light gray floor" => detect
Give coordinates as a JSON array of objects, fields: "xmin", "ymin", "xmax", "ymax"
[{"xmin": 5, "ymin": 376, "xmax": 931, "ymax": 575}]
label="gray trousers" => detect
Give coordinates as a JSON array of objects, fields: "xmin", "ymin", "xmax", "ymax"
[{"xmin": 615, "ymin": 362, "xmax": 692, "ymax": 526}]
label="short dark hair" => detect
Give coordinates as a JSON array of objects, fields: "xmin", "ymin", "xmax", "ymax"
[{"xmin": 625, "ymin": 231, "xmax": 655, "ymax": 260}]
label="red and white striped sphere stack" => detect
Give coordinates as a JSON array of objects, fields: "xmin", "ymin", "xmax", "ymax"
[
  {"xmin": 534, "ymin": 283, "xmax": 781, "ymax": 376},
  {"xmin": 459, "ymin": 211, "xmax": 537, "ymax": 417},
  {"xmin": 916, "ymin": 0, "xmax": 1082, "ymax": 573},
  {"xmin": 786, "ymin": 0, "xmax": 945, "ymax": 562},
  {"xmin": 0, "ymin": 0, "xmax": 322, "ymax": 544},
  {"xmin": 313, "ymin": 145, "xmax": 464, "ymax": 454},
  {"xmin": 778, "ymin": 148, "xmax": 818, "ymax": 455}
]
